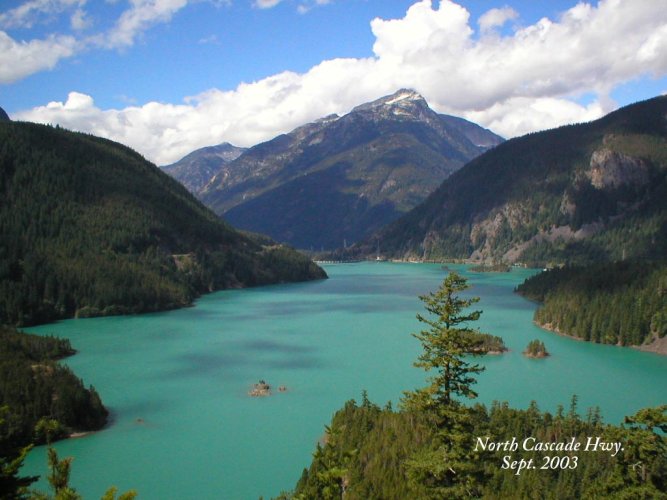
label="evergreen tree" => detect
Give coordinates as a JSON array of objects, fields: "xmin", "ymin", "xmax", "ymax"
[
  {"xmin": 402, "ymin": 272, "xmax": 487, "ymax": 498},
  {"xmin": 405, "ymin": 272, "xmax": 486, "ymax": 409},
  {"xmin": 0, "ymin": 407, "xmax": 37, "ymax": 499},
  {"xmin": 30, "ymin": 447, "xmax": 137, "ymax": 500}
]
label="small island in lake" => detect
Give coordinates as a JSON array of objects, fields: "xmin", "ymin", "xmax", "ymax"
[
  {"xmin": 524, "ymin": 339, "xmax": 550, "ymax": 358},
  {"xmin": 469, "ymin": 332, "xmax": 508, "ymax": 355},
  {"xmin": 248, "ymin": 380, "xmax": 288, "ymax": 397},
  {"xmin": 249, "ymin": 380, "xmax": 271, "ymax": 397}
]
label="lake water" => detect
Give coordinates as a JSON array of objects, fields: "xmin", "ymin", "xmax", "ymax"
[{"xmin": 23, "ymin": 262, "xmax": 667, "ymax": 499}]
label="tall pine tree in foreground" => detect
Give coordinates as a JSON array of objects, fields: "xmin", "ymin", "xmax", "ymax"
[{"xmin": 403, "ymin": 272, "xmax": 488, "ymax": 498}]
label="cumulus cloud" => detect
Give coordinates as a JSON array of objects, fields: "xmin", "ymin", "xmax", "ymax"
[
  {"xmin": 15, "ymin": 0, "xmax": 667, "ymax": 165},
  {"xmin": 0, "ymin": 31, "xmax": 78, "ymax": 83},
  {"xmin": 478, "ymin": 6, "xmax": 518, "ymax": 32}
]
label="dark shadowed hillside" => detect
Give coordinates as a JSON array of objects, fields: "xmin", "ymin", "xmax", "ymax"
[
  {"xmin": 0, "ymin": 121, "xmax": 325, "ymax": 326},
  {"xmin": 191, "ymin": 89, "xmax": 503, "ymax": 249}
]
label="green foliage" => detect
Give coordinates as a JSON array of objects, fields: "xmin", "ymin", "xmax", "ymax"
[
  {"xmin": 400, "ymin": 272, "xmax": 491, "ymax": 497},
  {"xmin": 284, "ymin": 397, "xmax": 667, "ymax": 500},
  {"xmin": 517, "ymin": 261, "xmax": 667, "ymax": 346},
  {"xmin": 30, "ymin": 447, "xmax": 137, "ymax": 500},
  {"xmin": 524, "ymin": 339, "xmax": 549, "ymax": 357},
  {"xmin": 406, "ymin": 272, "xmax": 486, "ymax": 409},
  {"xmin": 468, "ymin": 332, "xmax": 507, "ymax": 354},
  {"xmin": 0, "ymin": 121, "xmax": 325, "ymax": 327},
  {"xmin": 283, "ymin": 271, "xmax": 667, "ymax": 499},
  {"xmin": 290, "ymin": 397, "xmax": 434, "ymax": 500},
  {"xmin": 358, "ymin": 95, "xmax": 667, "ymax": 266},
  {"xmin": 0, "ymin": 407, "xmax": 37, "ymax": 499},
  {"xmin": 0, "ymin": 326, "xmax": 107, "ymax": 448},
  {"xmin": 99, "ymin": 486, "xmax": 137, "ymax": 500}
]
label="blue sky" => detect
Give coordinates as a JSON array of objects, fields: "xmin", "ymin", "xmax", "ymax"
[{"xmin": 2, "ymin": 0, "xmax": 667, "ymax": 164}]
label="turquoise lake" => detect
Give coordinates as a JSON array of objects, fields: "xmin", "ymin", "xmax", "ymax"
[{"xmin": 23, "ymin": 262, "xmax": 667, "ymax": 499}]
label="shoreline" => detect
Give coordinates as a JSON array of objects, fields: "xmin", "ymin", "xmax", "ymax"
[
  {"xmin": 68, "ymin": 430, "xmax": 95, "ymax": 439},
  {"xmin": 535, "ymin": 321, "xmax": 667, "ymax": 356}
]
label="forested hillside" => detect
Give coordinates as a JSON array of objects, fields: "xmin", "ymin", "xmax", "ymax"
[
  {"xmin": 0, "ymin": 326, "xmax": 108, "ymax": 448},
  {"xmin": 0, "ymin": 121, "xmax": 325, "ymax": 326},
  {"xmin": 349, "ymin": 96, "xmax": 667, "ymax": 266},
  {"xmin": 281, "ymin": 396, "xmax": 667, "ymax": 500},
  {"xmin": 517, "ymin": 261, "xmax": 667, "ymax": 349}
]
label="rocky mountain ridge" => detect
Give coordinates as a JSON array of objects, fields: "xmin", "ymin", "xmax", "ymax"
[
  {"xmin": 346, "ymin": 95, "xmax": 667, "ymax": 266},
  {"xmin": 163, "ymin": 142, "xmax": 246, "ymax": 193},
  {"xmin": 174, "ymin": 89, "xmax": 503, "ymax": 249}
]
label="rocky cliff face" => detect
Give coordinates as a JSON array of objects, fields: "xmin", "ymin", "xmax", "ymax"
[
  {"xmin": 0, "ymin": 107, "xmax": 10, "ymax": 121},
  {"xmin": 192, "ymin": 89, "xmax": 503, "ymax": 249},
  {"xmin": 162, "ymin": 143, "xmax": 246, "ymax": 193},
  {"xmin": 587, "ymin": 147, "xmax": 650, "ymax": 190},
  {"xmin": 348, "ymin": 95, "xmax": 667, "ymax": 266}
]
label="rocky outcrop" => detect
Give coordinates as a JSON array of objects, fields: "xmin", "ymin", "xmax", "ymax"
[
  {"xmin": 349, "ymin": 95, "xmax": 667, "ymax": 266},
  {"xmin": 248, "ymin": 380, "xmax": 288, "ymax": 397},
  {"xmin": 587, "ymin": 148, "xmax": 649, "ymax": 190},
  {"xmin": 249, "ymin": 380, "xmax": 271, "ymax": 397},
  {"xmin": 162, "ymin": 143, "xmax": 246, "ymax": 193}
]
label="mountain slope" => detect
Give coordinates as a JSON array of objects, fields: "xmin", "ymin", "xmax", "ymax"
[
  {"xmin": 197, "ymin": 90, "xmax": 503, "ymax": 249},
  {"xmin": 350, "ymin": 95, "xmax": 667, "ymax": 265},
  {"xmin": 0, "ymin": 107, "xmax": 9, "ymax": 121},
  {"xmin": 162, "ymin": 142, "xmax": 246, "ymax": 193},
  {"xmin": 0, "ymin": 121, "xmax": 325, "ymax": 326}
]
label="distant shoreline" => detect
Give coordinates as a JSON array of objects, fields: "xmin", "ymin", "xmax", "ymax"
[{"xmin": 536, "ymin": 321, "xmax": 667, "ymax": 356}]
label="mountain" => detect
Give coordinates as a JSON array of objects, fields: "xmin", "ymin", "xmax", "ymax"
[
  {"xmin": 349, "ymin": 96, "xmax": 667, "ymax": 265},
  {"xmin": 194, "ymin": 89, "xmax": 503, "ymax": 249},
  {"xmin": 0, "ymin": 121, "xmax": 326, "ymax": 326},
  {"xmin": 0, "ymin": 107, "xmax": 9, "ymax": 121},
  {"xmin": 162, "ymin": 142, "xmax": 246, "ymax": 193}
]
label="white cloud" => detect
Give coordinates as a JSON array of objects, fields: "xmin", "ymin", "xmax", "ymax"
[
  {"xmin": 0, "ymin": 31, "xmax": 78, "ymax": 83},
  {"xmin": 256, "ymin": 0, "xmax": 332, "ymax": 13},
  {"xmin": 297, "ymin": 0, "xmax": 332, "ymax": 14},
  {"xmin": 70, "ymin": 7, "xmax": 91, "ymax": 30},
  {"xmin": 15, "ymin": 0, "xmax": 667, "ymax": 165},
  {"xmin": 254, "ymin": 0, "xmax": 283, "ymax": 8},
  {"xmin": 478, "ymin": 6, "xmax": 518, "ymax": 32},
  {"xmin": 463, "ymin": 97, "xmax": 606, "ymax": 138},
  {"xmin": 0, "ymin": 0, "xmax": 85, "ymax": 29},
  {"xmin": 0, "ymin": 0, "xmax": 195, "ymax": 81},
  {"xmin": 93, "ymin": 0, "xmax": 189, "ymax": 49}
]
